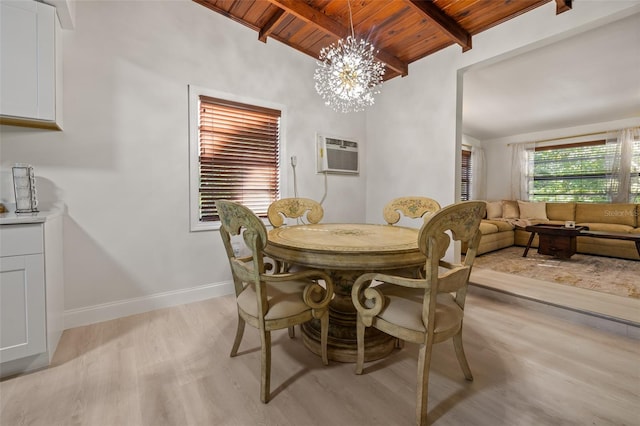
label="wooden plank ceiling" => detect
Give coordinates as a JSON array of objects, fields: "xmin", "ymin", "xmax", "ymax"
[{"xmin": 194, "ymin": 0, "xmax": 572, "ymax": 81}]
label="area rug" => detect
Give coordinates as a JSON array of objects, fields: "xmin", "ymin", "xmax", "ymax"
[{"xmin": 473, "ymin": 246, "xmax": 640, "ymax": 299}]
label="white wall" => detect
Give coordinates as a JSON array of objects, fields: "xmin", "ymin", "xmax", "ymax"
[
  {"xmin": 0, "ymin": 0, "xmax": 366, "ymax": 326},
  {"xmin": 365, "ymin": 1, "xmax": 640, "ymax": 223}
]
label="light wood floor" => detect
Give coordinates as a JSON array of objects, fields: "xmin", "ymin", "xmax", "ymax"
[
  {"xmin": 471, "ymin": 268, "xmax": 640, "ymax": 327},
  {"xmin": 1, "ymin": 292, "xmax": 639, "ymax": 426}
]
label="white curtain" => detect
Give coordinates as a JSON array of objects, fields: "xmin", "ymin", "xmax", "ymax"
[
  {"xmin": 606, "ymin": 127, "xmax": 640, "ymax": 203},
  {"xmin": 469, "ymin": 146, "xmax": 486, "ymax": 200},
  {"xmin": 510, "ymin": 143, "xmax": 535, "ymax": 200}
]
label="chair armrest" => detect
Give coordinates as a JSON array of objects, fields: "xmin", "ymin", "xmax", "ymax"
[
  {"xmin": 351, "ymin": 272, "xmax": 430, "ymax": 326},
  {"xmin": 259, "ymin": 269, "xmax": 330, "ymax": 283},
  {"xmin": 260, "ymin": 269, "xmax": 334, "ymax": 316},
  {"xmin": 439, "ymin": 260, "xmax": 456, "ymax": 269},
  {"xmin": 360, "ymin": 272, "xmax": 429, "ymax": 289}
]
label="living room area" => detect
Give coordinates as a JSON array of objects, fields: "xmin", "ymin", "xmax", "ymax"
[{"xmin": 459, "ymin": 12, "xmax": 639, "ymax": 334}]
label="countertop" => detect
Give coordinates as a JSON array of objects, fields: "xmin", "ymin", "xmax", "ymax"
[{"xmin": 0, "ymin": 203, "xmax": 65, "ymax": 225}]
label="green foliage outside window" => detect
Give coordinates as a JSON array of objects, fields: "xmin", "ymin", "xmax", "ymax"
[{"xmin": 530, "ymin": 141, "xmax": 640, "ymax": 203}]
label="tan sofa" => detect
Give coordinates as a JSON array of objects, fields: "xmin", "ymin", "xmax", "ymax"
[{"xmin": 468, "ymin": 201, "xmax": 640, "ymax": 260}]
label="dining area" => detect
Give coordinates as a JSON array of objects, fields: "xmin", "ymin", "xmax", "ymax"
[
  {"xmin": 1, "ymin": 197, "xmax": 636, "ymax": 426},
  {"xmin": 216, "ymin": 196, "xmax": 486, "ymax": 425}
]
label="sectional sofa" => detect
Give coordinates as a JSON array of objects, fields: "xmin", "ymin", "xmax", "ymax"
[{"xmin": 467, "ymin": 200, "xmax": 640, "ymax": 260}]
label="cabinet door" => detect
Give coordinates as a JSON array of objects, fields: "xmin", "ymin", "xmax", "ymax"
[
  {"xmin": 0, "ymin": 1, "xmax": 55, "ymax": 121},
  {"xmin": 0, "ymin": 254, "xmax": 46, "ymax": 363}
]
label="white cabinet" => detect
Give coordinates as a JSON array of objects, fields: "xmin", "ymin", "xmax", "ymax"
[
  {"xmin": 0, "ymin": 1, "xmax": 63, "ymax": 130},
  {"xmin": 0, "ymin": 214, "xmax": 64, "ymax": 378},
  {"xmin": 0, "ymin": 227, "xmax": 46, "ymax": 362}
]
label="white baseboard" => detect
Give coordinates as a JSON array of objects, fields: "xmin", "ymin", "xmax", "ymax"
[{"xmin": 64, "ymin": 281, "xmax": 235, "ymax": 330}]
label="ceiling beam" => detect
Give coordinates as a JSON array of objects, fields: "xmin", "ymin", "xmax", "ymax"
[
  {"xmin": 265, "ymin": 0, "xmax": 408, "ymax": 76},
  {"xmin": 555, "ymin": 0, "xmax": 572, "ymax": 14},
  {"xmin": 408, "ymin": 0, "xmax": 471, "ymax": 52},
  {"xmin": 259, "ymin": 9, "xmax": 287, "ymax": 43},
  {"xmin": 193, "ymin": 0, "xmax": 261, "ymax": 32}
]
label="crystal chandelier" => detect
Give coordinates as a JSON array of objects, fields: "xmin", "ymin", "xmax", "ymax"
[{"xmin": 314, "ymin": 1, "xmax": 385, "ymax": 113}]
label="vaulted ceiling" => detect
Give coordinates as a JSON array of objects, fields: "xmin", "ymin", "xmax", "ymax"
[{"xmin": 194, "ymin": 0, "xmax": 572, "ymax": 81}]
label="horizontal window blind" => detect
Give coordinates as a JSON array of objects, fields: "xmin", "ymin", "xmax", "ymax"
[
  {"xmin": 631, "ymin": 139, "xmax": 640, "ymax": 203},
  {"xmin": 199, "ymin": 96, "xmax": 281, "ymax": 221},
  {"xmin": 531, "ymin": 141, "xmax": 615, "ymax": 202},
  {"xmin": 461, "ymin": 149, "xmax": 471, "ymax": 201}
]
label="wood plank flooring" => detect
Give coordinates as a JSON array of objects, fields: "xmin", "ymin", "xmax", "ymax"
[
  {"xmin": 1, "ymin": 292, "xmax": 639, "ymax": 426},
  {"xmin": 470, "ymin": 268, "xmax": 640, "ymax": 327}
]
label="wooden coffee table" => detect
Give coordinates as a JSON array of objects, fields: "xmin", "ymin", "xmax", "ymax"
[{"xmin": 522, "ymin": 224, "xmax": 588, "ymax": 259}]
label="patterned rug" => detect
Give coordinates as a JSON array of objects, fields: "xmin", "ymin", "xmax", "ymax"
[{"xmin": 473, "ymin": 246, "xmax": 640, "ymax": 299}]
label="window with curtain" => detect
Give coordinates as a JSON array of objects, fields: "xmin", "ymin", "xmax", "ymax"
[
  {"xmin": 461, "ymin": 149, "xmax": 471, "ymax": 201},
  {"xmin": 197, "ymin": 95, "xmax": 281, "ymax": 223},
  {"xmin": 629, "ymin": 137, "xmax": 640, "ymax": 203},
  {"xmin": 529, "ymin": 139, "xmax": 640, "ymax": 203}
]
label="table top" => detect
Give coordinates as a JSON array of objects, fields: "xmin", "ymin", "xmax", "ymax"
[
  {"xmin": 265, "ymin": 223, "xmax": 425, "ymax": 271},
  {"xmin": 524, "ymin": 224, "xmax": 587, "ymax": 236}
]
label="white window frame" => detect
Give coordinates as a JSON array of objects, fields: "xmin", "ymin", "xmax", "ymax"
[{"xmin": 188, "ymin": 85, "xmax": 287, "ymax": 231}]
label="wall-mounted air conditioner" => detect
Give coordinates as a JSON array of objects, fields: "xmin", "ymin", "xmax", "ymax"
[{"xmin": 316, "ymin": 134, "xmax": 359, "ymax": 175}]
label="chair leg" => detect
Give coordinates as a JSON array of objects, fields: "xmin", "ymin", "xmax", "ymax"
[
  {"xmin": 416, "ymin": 341, "xmax": 434, "ymax": 426},
  {"xmin": 355, "ymin": 315, "xmax": 365, "ymax": 375},
  {"xmin": 288, "ymin": 326, "xmax": 295, "ymax": 338},
  {"xmin": 230, "ymin": 314, "xmax": 245, "ymax": 357},
  {"xmin": 320, "ymin": 312, "xmax": 329, "ymax": 365},
  {"xmin": 260, "ymin": 329, "xmax": 271, "ymax": 403},
  {"xmin": 453, "ymin": 330, "xmax": 473, "ymax": 381}
]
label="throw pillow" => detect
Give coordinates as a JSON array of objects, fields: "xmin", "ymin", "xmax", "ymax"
[
  {"xmin": 502, "ymin": 200, "xmax": 520, "ymax": 219},
  {"xmin": 485, "ymin": 201, "xmax": 503, "ymax": 219},
  {"xmin": 518, "ymin": 200, "xmax": 548, "ymax": 220}
]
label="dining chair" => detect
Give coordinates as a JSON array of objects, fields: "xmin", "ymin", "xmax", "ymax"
[
  {"xmin": 383, "ymin": 196, "xmax": 441, "ymax": 226},
  {"xmin": 216, "ymin": 200, "xmax": 334, "ymax": 403},
  {"xmin": 351, "ymin": 200, "xmax": 486, "ymax": 426},
  {"xmin": 267, "ymin": 197, "xmax": 324, "ymax": 276},
  {"xmin": 383, "ymin": 197, "xmax": 441, "ymax": 281},
  {"xmin": 267, "ymin": 197, "xmax": 324, "ymax": 227}
]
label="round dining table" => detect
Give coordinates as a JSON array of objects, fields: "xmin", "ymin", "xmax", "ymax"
[{"xmin": 264, "ymin": 223, "xmax": 425, "ymax": 363}]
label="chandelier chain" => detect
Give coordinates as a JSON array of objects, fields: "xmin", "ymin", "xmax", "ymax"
[{"xmin": 348, "ymin": 0, "xmax": 354, "ymax": 38}]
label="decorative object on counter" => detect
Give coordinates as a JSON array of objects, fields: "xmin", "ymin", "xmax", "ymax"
[
  {"xmin": 0, "ymin": 203, "xmax": 6, "ymax": 213},
  {"xmin": 12, "ymin": 163, "xmax": 38, "ymax": 213}
]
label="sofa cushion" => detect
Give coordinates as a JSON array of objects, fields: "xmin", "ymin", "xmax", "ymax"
[
  {"xmin": 502, "ymin": 200, "xmax": 519, "ymax": 219},
  {"xmin": 575, "ymin": 203, "xmax": 637, "ymax": 227},
  {"xmin": 479, "ymin": 222, "xmax": 499, "ymax": 235},
  {"xmin": 631, "ymin": 228, "xmax": 640, "ymax": 234},
  {"xmin": 546, "ymin": 202, "xmax": 576, "ymax": 221},
  {"xmin": 484, "ymin": 220, "xmax": 515, "ymax": 232},
  {"xmin": 485, "ymin": 201, "xmax": 503, "ymax": 219},
  {"xmin": 577, "ymin": 223, "xmax": 635, "ymax": 233},
  {"xmin": 518, "ymin": 201, "xmax": 548, "ymax": 220}
]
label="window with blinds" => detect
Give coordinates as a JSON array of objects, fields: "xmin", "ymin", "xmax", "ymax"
[
  {"xmin": 631, "ymin": 139, "xmax": 640, "ymax": 203},
  {"xmin": 198, "ymin": 96, "xmax": 281, "ymax": 222},
  {"xmin": 461, "ymin": 149, "xmax": 471, "ymax": 201},
  {"xmin": 529, "ymin": 140, "xmax": 636, "ymax": 203}
]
